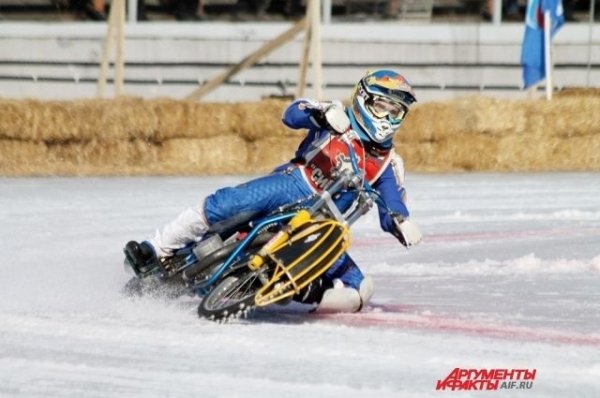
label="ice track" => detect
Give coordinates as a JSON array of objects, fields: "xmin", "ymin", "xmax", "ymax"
[{"xmin": 1, "ymin": 173, "xmax": 599, "ymax": 397}]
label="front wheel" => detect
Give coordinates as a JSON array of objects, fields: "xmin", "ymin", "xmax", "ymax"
[{"xmin": 198, "ymin": 270, "xmax": 265, "ymax": 321}]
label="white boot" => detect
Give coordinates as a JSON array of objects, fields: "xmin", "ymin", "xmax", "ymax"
[
  {"xmin": 315, "ymin": 276, "xmax": 374, "ymax": 313},
  {"xmin": 148, "ymin": 200, "xmax": 210, "ymax": 257}
]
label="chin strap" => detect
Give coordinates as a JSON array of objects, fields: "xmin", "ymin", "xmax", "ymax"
[{"xmin": 314, "ymin": 276, "xmax": 374, "ymax": 313}]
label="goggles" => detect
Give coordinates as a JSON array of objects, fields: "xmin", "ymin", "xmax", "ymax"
[{"xmin": 366, "ymin": 96, "xmax": 408, "ymax": 121}]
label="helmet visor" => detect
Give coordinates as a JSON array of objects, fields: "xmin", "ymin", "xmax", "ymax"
[{"xmin": 367, "ymin": 96, "xmax": 408, "ymax": 122}]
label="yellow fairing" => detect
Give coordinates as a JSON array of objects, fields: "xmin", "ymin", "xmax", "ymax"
[{"xmin": 254, "ymin": 220, "xmax": 350, "ymax": 307}]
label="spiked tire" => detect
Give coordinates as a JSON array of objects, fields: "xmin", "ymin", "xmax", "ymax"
[{"xmin": 198, "ymin": 271, "xmax": 264, "ymax": 321}]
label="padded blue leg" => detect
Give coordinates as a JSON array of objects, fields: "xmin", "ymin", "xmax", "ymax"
[{"xmin": 203, "ymin": 169, "xmax": 313, "ymax": 225}]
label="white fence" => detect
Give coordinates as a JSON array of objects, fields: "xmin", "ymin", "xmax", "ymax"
[{"xmin": 0, "ymin": 21, "xmax": 598, "ymax": 102}]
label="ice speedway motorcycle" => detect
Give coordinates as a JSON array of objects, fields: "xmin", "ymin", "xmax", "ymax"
[{"xmin": 124, "ymin": 131, "xmax": 392, "ymax": 322}]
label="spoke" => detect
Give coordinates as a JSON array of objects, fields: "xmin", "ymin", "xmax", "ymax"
[
  {"xmin": 210, "ymin": 272, "xmax": 260, "ymax": 310},
  {"xmin": 224, "ymin": 273, "xmax": 257, "ymax": 301}
]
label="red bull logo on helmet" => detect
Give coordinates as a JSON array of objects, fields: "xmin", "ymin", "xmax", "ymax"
[{"xmin": 365, "ymin": 70, "xmax": 411, "ymax": 92}]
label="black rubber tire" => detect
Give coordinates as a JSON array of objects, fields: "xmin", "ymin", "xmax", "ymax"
[{"xmin": 198, "ymin": 270, "xmax": 265, "ymax": 321}]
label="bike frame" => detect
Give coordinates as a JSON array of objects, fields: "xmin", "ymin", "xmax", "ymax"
[
  {"xmin": 192, "ymin": 212, "xmax": 296, "ymax": 294},
  {"xmin": 189, "ymin": 130, "xmax": 391, "ymax": 296}
]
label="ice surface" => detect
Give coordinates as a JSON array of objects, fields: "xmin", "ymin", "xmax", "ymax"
[{"xmin": 1, "ymin": 173, "xmax": 599, "ymax": 397}]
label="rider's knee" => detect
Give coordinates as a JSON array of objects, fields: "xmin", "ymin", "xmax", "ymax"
[{"xmin": 315, "ymin": 275, "xmax": 374, "ymax": 313}]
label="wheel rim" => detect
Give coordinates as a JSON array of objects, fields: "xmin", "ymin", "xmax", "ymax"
[{"xmin": 202, "ymin": 271, "xmax": 263, "ymax": 313}]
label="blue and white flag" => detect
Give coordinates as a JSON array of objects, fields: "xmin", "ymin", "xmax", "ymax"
[{"xmin": 520, "ymin": 0, "xmax": 565, "ymax": 88}]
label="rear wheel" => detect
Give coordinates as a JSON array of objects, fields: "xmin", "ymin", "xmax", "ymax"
[{"xmin": 198, "ymin": 269, "xmax": 266, "ymax": 321}]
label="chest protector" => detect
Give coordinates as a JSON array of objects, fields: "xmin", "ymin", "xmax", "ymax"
[{"xmin": 298, "ymin": 133, "xmax": 392, "ymax": 192}]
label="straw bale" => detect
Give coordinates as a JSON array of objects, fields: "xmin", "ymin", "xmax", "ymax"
[
  {"xmin": 229, "ymin": 99, "xmax": 292, "ymax": 141},
  {"xmin": 497, "ymin": 134, "xmax": 548, "ymax": 171},
  {"xmin": 524, "ymin": 97, "xmax": 600, "ymax": 139},
  {"xmin": 92, "ymin": 97, "xmax": 159, "ymax": 141},
  {"xmin": 159, "ymin": 135, "xmax": 248, "ymax": 174},
  {"xmin": 556, "ymin": 87, "xmax": 600, "ymax": 98},
  {"xmin": 494, "ymin": 132, "xmax": 600, "ymax": 171},
  {"xmin": 396, "ymin": 133, "xmax": 498, "ymax": 172},
  {"xmin": 0, "ymin": 139, "xmax": 48, "ymax": 175},
  {"xmin": 396, "ymin": 142, "xmax": 441, "ymax": 172},
  {"xmin": 548, "ymin": 134, "xmax": 600, "ymax": 170},
  {"xmin": 0, "ymin": 101, "xmax": 29, "ymax": 140},
  {"xmin": 0, "ymin": 97, "xmax": 159, "ymax": 142},
  {"xmin": 247, "ymin": 136, "xmax": 302, "ymax": 173},
  {"xmin": 399, "ymin": 101, "xmax": 468, "ymax": 144},
  {"xmin": 78, "ymin": 139, "xmax": 158, "ymax": 168},
  {"xmin": 402, "ymin": 96, "xmax": 529, "ymax": 141},
  {"xmin": 0, "ymin": 99, "xmax": 76, "ymax": 141},
  {"xmin": 64, "ymin": 97, "xmax": 158, "ymax": 141},
  {"xmin": 151, "ymin": 99, "xmax": 238, "ymax": 141},
  {"xmin": 400, "ymin": 130, "xmax": 600, "ymax": 172},
  {"xmin": 1, "ymin": 95, "xmax": 599, "ymax": 175},
  {"xmin": 462, "ymin": 96, "xmax": 528, "ymax": 137},
  {"xmin": 39, "ymin": 138, "xmax": 158, "ymax": 175},
  {"xmin": 0, "ymin": 138, "xmax": 159, "ymax": 176},
  {"xmin": 435, "ymin": 134, "xmax": 499, "ymax": 171},
  {"xmin": 452, "ymin": 134, "xmax": 500, "ymax": 170}
]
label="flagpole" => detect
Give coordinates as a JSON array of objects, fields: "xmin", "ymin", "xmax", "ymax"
[
  {"xmin": 587, "ymin": 0, "xmax": 596, "ymax": 87},
  {"xmin": 544, "ymin": 9, "xmax": 553, "ymax": 100}
]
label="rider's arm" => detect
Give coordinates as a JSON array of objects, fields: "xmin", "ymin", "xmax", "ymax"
[
  {"xmin": 373, "ymin": 152, "xmax": 422, "ymax": 247},
  {"xmin": 282, "ymin": 99, "xmax": 351, "ymax": 164},
  {"xmin": 282, "ymin": 98, "xmax": 328, "ymax": 130},
  {"xmin": 282, "ymin": 98, "xmax": 350, "ymax": 134},
  {"xmin": 372, "ymin": 152, "xmax": 410, "ymax": 231}
]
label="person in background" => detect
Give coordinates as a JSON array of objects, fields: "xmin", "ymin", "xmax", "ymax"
[
  {"xmin": 70, "ymin": 0, "xmax": 106, "ymax": 20},
  {"xmin": 233, "ymin": 0, "xmax": 272, "ymax": 20},
  {"xmin": 483, "ymin": 0, "xmax": 522, "ymax": 21},
  {"xmin": 563, "ymin": 0, "xmax": 580, "ymax": 21},
  {"xmin": 173, "ymin": 0, "xmax": 205, "ymax": 21},
  {"xmin": 134, "ymin": 0, "xmax": 204, "ymax": 21}
]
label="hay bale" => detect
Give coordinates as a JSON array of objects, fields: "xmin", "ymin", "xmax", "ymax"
[
  {"xmin": 34, "ymin": 138, "xmax": 158, "ymax": 175},
  {"xmin": 399, "ymin": 101, "xmax": 468, "ymax": 144},
  {"xmin": 524, "ymin": 97, "xmax": 600, "ymax": 139},
  {"xmin": 497, "ymin": 134, "xmax": 543, "ymax": 171},
  {"xmin": 401, "ymin": 96, "xmax": 528, "ymax": 144},
  {"xmin": 159, "ymin": 135, "xmax": 248, "ymax": 174},
  {"xmin": 556, "ymin": 87, "xmax": 600, "ymax": 98},
  {"xmin": 247, "ymin": 136, "xmax": 302, "ymax": 172},
  {"xmin": 398, "ymin": 134, "xmax": 500, "ymax": 172},
  {"xmin": 0, "ymin": 139, "xmax": 48, "ymax": 175},
  {"xmin": 550, "ymin": 134, "xmax": 600, "ymax": 170},
  {"xmin": 0, "ymin": 97, "xmax": 160, "ymax": 142},
  {"xmin": 0, "ymin": 101, "xmax": 31, "ymax": 140},
  {"xmin": 1, "ymin": 95, "xmax": 599, "ymax": 175},
  {"xmin": 230, "ymin": 99, "xmax": 292, "ymax": 141},
  {"xmin": 396, "ymin": 142, "xmax": 441, "ymax": 172},
  {"xmin": 91, "ymin": 98, "xmax": 159, "ymax": 141},
  {"xmin": 463, "ymin": 96, "xmax": 528, "ymax": 137},
  {"xmin": 152, "ymin": 99, "xmax": 237, "ymax": 141}
]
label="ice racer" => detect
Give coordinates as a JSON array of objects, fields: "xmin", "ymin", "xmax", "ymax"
[{"xmin": 125, "ymin": 69, "xmax": 423, "ymax": 313}]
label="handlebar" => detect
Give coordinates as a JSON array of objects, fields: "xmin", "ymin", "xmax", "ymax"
[{"xmin": 308, "ymin": 170, "xmax": 374, "ymax": 227}]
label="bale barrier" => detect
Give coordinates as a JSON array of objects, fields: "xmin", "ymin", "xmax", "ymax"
[{"xmin": 1, "ymin": 90, "xmax": 599, "ymax": 176}]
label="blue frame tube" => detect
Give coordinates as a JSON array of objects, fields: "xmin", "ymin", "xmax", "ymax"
[{"xmin": 194, "ymin": 212, "xmax": 296, "ymax": 291}]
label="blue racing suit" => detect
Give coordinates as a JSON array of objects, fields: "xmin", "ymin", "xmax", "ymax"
[{"xmin": 203, "ymin": 99, "xmax": 411, "ymax": 289}]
